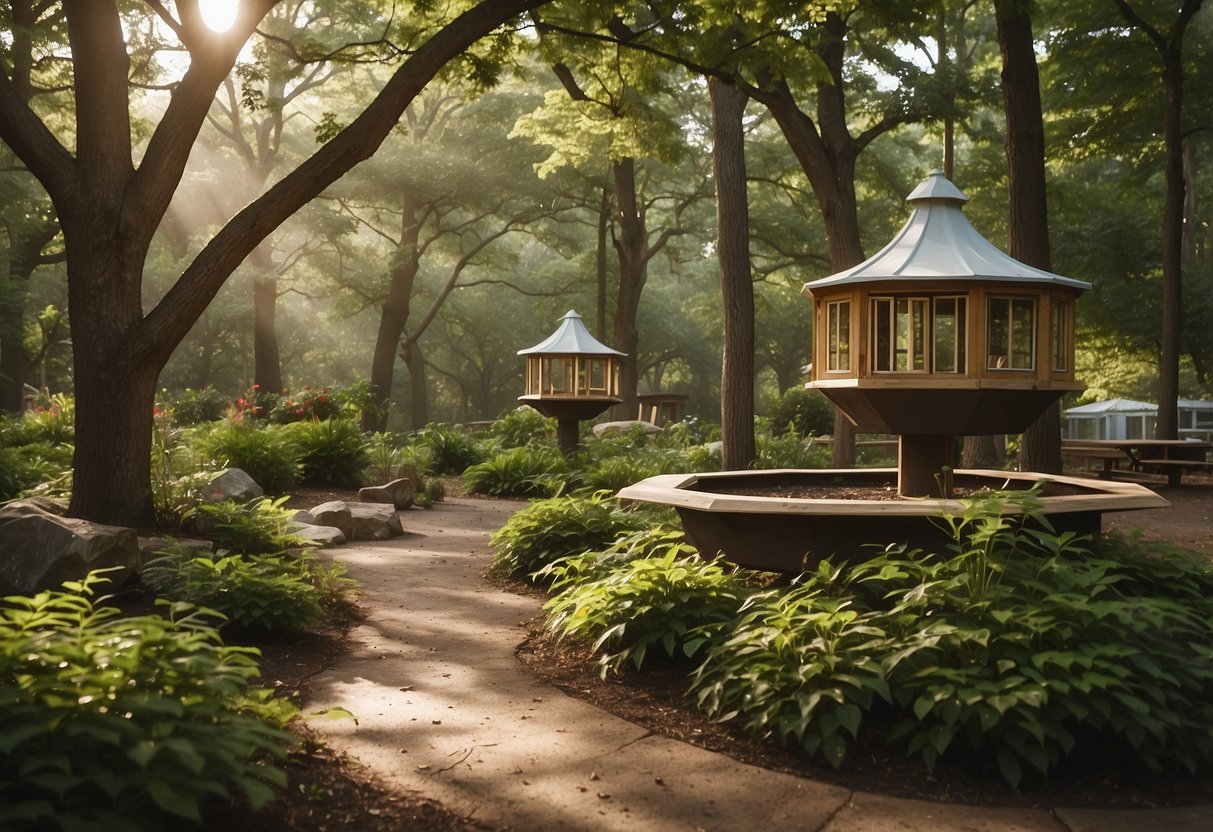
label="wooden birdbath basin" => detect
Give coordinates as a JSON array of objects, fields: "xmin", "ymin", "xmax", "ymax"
[{"xmin": 616, "ymin": 468, "xmax": 1169, "ymax": 573}]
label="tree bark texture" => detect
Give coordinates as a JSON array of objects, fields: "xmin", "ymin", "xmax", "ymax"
[
  {"xmin": 0, "ymin": 0, "xmax": 546, "ymax": 525},
  {"xmin": 1111, "ymin": 0, "xmax": 1202, "ymax": 437},
  {"xmin": 995, "ymin": 0, "xmax": 1061, "ymax": 474},
  {"xmin": 612, "ymin": 156, "xmax": 647, "ymax": 421},
  {"xmin": 362, "ymin": 194, "xmax": 422, "ymax": 432},
  {"xmin": 710, "ymin": 78, "xmax": 756, "ymax": 471},
  {"xmin": 1, "ymin": 221, "xmax": 59, "ymax": 412},
  {"xmin": 749, "ymin": 12, "xmax": 877, "ymax": 467}
]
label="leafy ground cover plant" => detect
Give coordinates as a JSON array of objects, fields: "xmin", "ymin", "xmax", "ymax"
[
  {"xmin": 481, "ymin": 406, "xmax": 556, "ymax": 449},
  {"xmin": 198, "ymin": 420, "xmax": 301, "ymax": 494},
  {"xmin": 463, "ymin": 446, "xmax": 570, "ymax": 498},
  {"xmin": 414, "ymin": 422, "xmax": 481, "ymax": 474},
  {"xmin": 287, "ymin": 417, "xmax": 368, "ymax": 488},
  {"xmin": 171, "ymin": 386, "xmax": 229, "ymax": 425},
  {"xmin": 188, "ymin": 496, "xmax": 308, "ymax": 555},
  {"xmin": 690, "ymin": 490, "xmax": 1213, "ymax": 786},
  {"xmin": 542, "ymin": 529, "xmax": 758, "ymax": 676},
  {"xmin": 0, "ymin": 574, "xmax": 295, "ymax": 830},
  {"xmin": 489, "ymin": 492, "xmax": 653, "ymax": 581},
  {"xmin": 143, "ymin": 547, "xmax": 354, "ymax": 633}
]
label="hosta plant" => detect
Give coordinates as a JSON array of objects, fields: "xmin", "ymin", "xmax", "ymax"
[
  {"xmin": 142, "ymin": 547, "xmax": 354, "ymax": 633},
  {"xmin": 691, "ymin": 490, "xmax": 1213, "ymax": 786},
  {"xmin": 489, "ymin": 491, "xmax": 651, "ymax": 581},
  {"xmin": 543, "ymin": 532, "xmax": 757, "ymax": 676}
]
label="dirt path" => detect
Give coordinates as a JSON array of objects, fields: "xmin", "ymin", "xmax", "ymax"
[{"xmin": 1100, "ymin": 482, "xmax": 1213, "ymax": 555}]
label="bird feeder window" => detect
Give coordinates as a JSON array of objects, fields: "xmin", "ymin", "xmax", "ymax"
[
  {"xmin": 932, "ymin": 296, "xmax": 967, "ymax": 373},
  {"xmin": 578, "ymin": 358, "xmax": 610, "ymax": 394},
  {"xmin": 872, "ymin": 297, "xmax": 927, "ymax": 372},
  {"xmin": 1051, "ymin": 299, "xmax": 1071, "ymax": 372},
  {"xmin": 826, "ymin": 300, "xmax": 851, "ymax": 372},
  {"xmin": 986, "ymin": 296, "xmax": 1035, "ymax": 370},
  {"xmin": 542, "ymin": 356, "xmax": 575, "ymax": 394},
  {"xmin": 871, "ymin": 295, "xmax": 968, "ymax": 374}
]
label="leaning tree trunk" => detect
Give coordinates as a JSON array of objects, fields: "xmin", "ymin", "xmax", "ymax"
[
  {"xmin": 711, "ymin": 78, "xmax": 756, "ymax": 470},
  {"xmin": 996, "ymin": 0, "xmax": 1061, "ymax": 473}
]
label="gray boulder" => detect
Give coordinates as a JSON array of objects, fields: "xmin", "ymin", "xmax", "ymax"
[
  {"xmin": 201, "ymin": 468, "xmax": 263, "ymax": 503},
  {"xmin": 358, "ymin": 477, "xmax": 415, "ymax": 510},
  {"xmin": 308, "ymin": 501, "xmax": 353, "ymax": 537},
  {"xmin": 289, "ymin": 522, "xmax": 347, "ymax": 547},
  {"xmin": 0, "ymin": 501, "xmax": 141, "ymax": 595},
  {"xmin": 348, "ymin": 502, "xmax": 403, "ymax": 540},
  {"xmin": 591, "ymin": 420, "xmax": 661, "ymax": 438}
]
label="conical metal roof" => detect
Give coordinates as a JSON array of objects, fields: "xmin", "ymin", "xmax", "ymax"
[
  {"xmin": 803, "ymin": 170, "xmax": 1091, "ymax": 292},
  {"xmin": 518, "ymin": 310, "xmax": 625, "ymax": 356}
]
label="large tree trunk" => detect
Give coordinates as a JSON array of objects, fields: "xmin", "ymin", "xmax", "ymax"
[
  {"xmin": 996, "ymin": 0, "xmax": 1060, "ymax": 474},
  {"xmin": 362, "ymin": 195, "xmax": 422, "ymax": 432},
  {"xmin": 711, "ymin": 78, "xmax": 756, "ymax": 470},
  {"xmin": 252, "ymin": 275, "xmax": 283, "ymax": 394},
  {"xmin": 403, "ymin": 341, "xmax": 428, "ymax": 430},
  {"xmin": 752, "ymin": 13, "xmax": 867, "ymax": 468},
  {"xmin": 1, "ymin": 224, "xmax": 58, "ymax": 412},
  {"xmin": 1111, "ymin": 0, "xmax": 1203, "ymax": 438},
  {"xmin": 612, "ymin": 156, "xmax": 647, "ymax": 420},
  {"xmin": 0, "ymin": 0, "xmax": 546, "ymax": 526},
  {"xmin": 596, "ymin": 185, "xmax": 610, "ymax": 340}
]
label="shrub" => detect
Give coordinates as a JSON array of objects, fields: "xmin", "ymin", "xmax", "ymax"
[
  {"xmin": 414, "ymin": 422, "xmax": 481, "ymax": 474},
  {"xmin": 577, "ymin": 448, "xmax": 691, "ymax": 493},
  {"xmin": 765, "ymin": 386, "xmax": 835, "ymax": 438},
  {"xmin": 463, "ymin": 446, "xmax": 569, "ymax": 497},
  {"xmin": 691, "ymin": 490, "xmax": 1213, "ymax": 786},
  {"xmin": 171, "ymin": 386, "xmax": 229, "ymax": 425},
  {"xmin": 199, "ymin": 420, "xmax": 300, "ymax": 494},
  {"xmin": 753, "ymin": 430, "xmax": 829, "ymax": 469},
  {"xmin": 543, "ymin": 531, "xmax": 755, "ymax": 676},
  {"xmin": 19, "ymin": 393, "xmax": 74, "ymax": 444},
  {"xmin": 287, "ymin": 418, "xmax": 368, "ymax": 488},
  {"xmin": 269, "ymin": 386, "xmax": 342, "ymax": 424},
  {"xmin": 188, "ymin": 496, "xmax": 307, "ymax": 555},
  {"xmin": 143, "ymin": 548, "xmax": 353, "ymax": 633},
  {"xmin": 489, "ymin": 492, "xmax": 650, "ymax": 581},
  {"xmin": 0, "ymin": 574, "xmax": 295, "ymax": 830},
  {"xmin": 484, "ymin": 407, "xmax": 556, "ymax": 449}
]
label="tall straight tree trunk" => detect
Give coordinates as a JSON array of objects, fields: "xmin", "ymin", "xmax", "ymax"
[
  {"xmin": 1112, "ymin": 0, "xmax": 1203, "ymax": 438},
  {"xmin": 252, "ymin": 275, "xmax": 283, "ymax": 394},
  {"xmin": 612, "ymin": 156, "xmax": 647, "ymax": 420},
  {"xmin": 996, "ymin": 0, "xmax": 1060, "ymax": 474},
  {"xmin": 596, "ymin": 185, "xmax": 610, "ymax": 341},
  {"xmin": 362, "ymin": 194, "xmax": 422, "ymax": 432},
  {"xmin": 710, "ymin": 78, "xmax": 755, "ymax": 470},
  {"xmin": 403, "ymin": 341, "xmax": 428, "ymax": 430},
  {"xmin": 1, "ymin": 223, "xmax": 58, "ymax": 411}
]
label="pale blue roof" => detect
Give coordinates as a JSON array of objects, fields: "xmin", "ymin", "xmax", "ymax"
[
  {"xmin": 804, "ymin": 170, "xmax": 1092, "ymax": 293},
  {"xmin": 518, "ymin": 310, "xmax": 625, "ymax": 356},
  {"xmin": 1064, "ymin": 398, "xmax": 1157, "ymax": 416}
]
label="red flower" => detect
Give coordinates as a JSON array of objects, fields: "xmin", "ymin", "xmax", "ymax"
[
  {"xmin": 252, "ymin": 384, "xmax": 260, "ymax": 391},
  {"xmin": 295, "ymin": 407, "xmax": 305, "ymax": 415}
]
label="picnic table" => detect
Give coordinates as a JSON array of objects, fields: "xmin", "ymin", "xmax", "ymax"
[{"xmin": 1062, "ymin": 439, "xmax": 1213, "ymax": 486}]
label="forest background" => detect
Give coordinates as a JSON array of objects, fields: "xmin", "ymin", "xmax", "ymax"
[{"xmin": 1, "ymin": 0, "xmax": 1210, "ymax": 525}]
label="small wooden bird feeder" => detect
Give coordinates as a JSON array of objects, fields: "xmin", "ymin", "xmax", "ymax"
[
  {"xmin": 802, "ymin": 170, "xmax": 1091, "ymax": 496},
  {"xmin": 518, "ymin": 309, "xmax": 624, "ymax": 453}
]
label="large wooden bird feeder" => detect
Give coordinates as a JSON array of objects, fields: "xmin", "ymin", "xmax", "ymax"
[
  {"xmin": 802, "ymin": 170, "xmax": 1091, "ymax": 496},
  {"xmin": 518, "ymin": 310, "xmax": 624, "ymax": 453}
]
